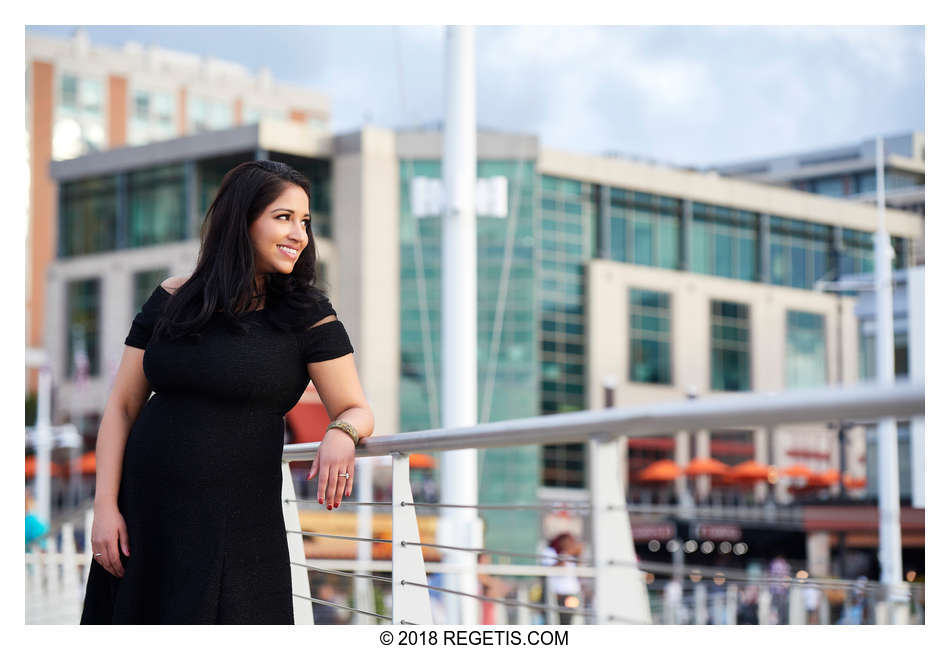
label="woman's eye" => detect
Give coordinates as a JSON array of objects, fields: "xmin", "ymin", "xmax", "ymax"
[{"xmin": 277, "ymin": 214, "xmax": 289, "ymax": 220}]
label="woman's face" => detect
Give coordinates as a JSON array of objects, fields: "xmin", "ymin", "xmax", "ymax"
[{"xmin": 248, "ymin": 184, "xmax": 311, "ymax": 276}]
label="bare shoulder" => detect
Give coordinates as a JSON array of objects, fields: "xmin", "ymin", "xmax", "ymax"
[
  {"xmin": 309, "ymin": 314, "xmax": 338, "ymax": 329},
  {"xmin": 160, "ymin": 275, "xmax": 191, "ymax": 295}
]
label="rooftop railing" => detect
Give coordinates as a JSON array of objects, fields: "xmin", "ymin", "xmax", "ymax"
[{"xmin": 26, "ymin": 381, "xmax": 924, "ymax": 624}]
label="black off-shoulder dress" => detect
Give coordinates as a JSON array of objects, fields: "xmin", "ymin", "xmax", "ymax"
[{"xmin": 80, "ymin": 285, "xmax": 353, "ymax": 624}]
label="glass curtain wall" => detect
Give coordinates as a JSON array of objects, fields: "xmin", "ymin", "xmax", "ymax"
[
  {"xmin": 539, "ymin": 175, "xmax": 596, "ymax": 488},
  {"xmin": 127, "ymin": 164, "xmax": 188, "ymax": 248},
  {"xmin": 59, "ymin": 176, "xmax": 117, "ymax": 257},
  {"xmin": 399, "ymin": 158, "xmax": 539, "ymax": 558},
  {"xmin": 770, "ymin": 216, "xmax": 834, "ymax": 289},
  {"xmin": 691, "ymin": 204, "xmax": 757, "ymax": 281},
  {"xmin": 607, "ymin": 188, "xmax": 680, "ymax": 269},
  {"xmin": 133, "ymin": 268, "xmax": 171, "ymax": 311}
]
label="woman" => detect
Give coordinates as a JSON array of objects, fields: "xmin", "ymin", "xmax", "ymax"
[{"xmin": 80, "ymin": 160, "xmax": 374, "ymax": 624}]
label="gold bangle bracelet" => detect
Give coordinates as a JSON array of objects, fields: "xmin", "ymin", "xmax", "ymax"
[{"xmin": 326, "ymin": 420, "xmax": 360, "ymax": 447}]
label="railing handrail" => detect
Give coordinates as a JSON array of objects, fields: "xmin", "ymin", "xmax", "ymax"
[{"xmin": 282, "ymin": 382, "xmax": 924, "ymax": 461}]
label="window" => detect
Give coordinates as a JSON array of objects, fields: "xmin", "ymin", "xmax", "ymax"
[
  {"xmin": 607, "ymin": 188, "xmax": 681, "ymax": 270},
  {"xmin": 58, "ymin": 176, "xmax": 117, "ymax": 257},
  {"xmin": 628, "ymin": 288, "xmax": 672, "ymax": 384},
  {"xmin": 133, "ymin": 268, "xmax": 170, "ymax": 312},
  {"xmin": 128, "ymin": 164, "xmax": 188, "ymax": 247},
  {"xmin": 711, "ymin": 300, "xmax": 750, "ymax": 391},
  {"xmin": 812, "ymin": 176, "xmax": 845, "ymax": 197},
  {"xmin": 691, "ymin": 204, "xmax": 757, "ymax": 281},
  {"xmin": 786, "ymin": 310, "xmax": 827, "ymax": 388},
  {"xmin": 770, "ymin": 216, "xmax": 833, "ymax": 289},
  {"xmin": 839, "ymin": 229, "xmax": 874, "ymax": 277},
  {"xmin": 66, "ymin": 278, "xmax": 101, "ymax": 378},
  {"xmin": 54, "ymin": 74, "xmax": 105, "ymax": 159},
  {"xmin": 858, "ymin": 319, "xmax": 909, "ymax": 381},
  {"xmin": 60, "ymin": 74, "xmax": 78, "ymax": 109},
  {"xmin": 128, "ymin": 88, "xmax": 177, "ymax": 145},
  {"xmin": 188, "ymin": 96, "xmax": 232, "ymax": 132}
]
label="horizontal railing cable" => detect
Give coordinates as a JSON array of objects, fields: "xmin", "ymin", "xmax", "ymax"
[
  {"xmin": 292, "ymin": 593, "xmax": 391, "ymax": 621},
  {"xmin": 400, "ymin": 540, "xmax": 590, "ymax": 565},
  {"xmin": 401, "ymin": 501, "xmax": 593, "ymax": 511},
  {"xmin": 606, "ymin": 613, "xmax": 653, "ymax": 625},
  {"xmin": 285, "ymin": 530, "xmax": 393, "ymax": 544},
  {"xmin": 290, "ymin": 561, "xmax": 393, "ymax": 583},
  {"xmin": 620, "ymin": 559, "xmax": 925, "ymax": 593},
  {"xmin": 399, "ymin": 579, "xmax": 595, "ymax": 617}
]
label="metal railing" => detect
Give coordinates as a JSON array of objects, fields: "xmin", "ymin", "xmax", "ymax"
[{"xmin": 25, "ymin": 382, "xmax": 924, "ymax": 624}]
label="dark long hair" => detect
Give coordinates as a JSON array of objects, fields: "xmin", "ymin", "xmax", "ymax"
[{"xmin": 153, "ymin": 160, "xmax": 327, "ymax": 341}]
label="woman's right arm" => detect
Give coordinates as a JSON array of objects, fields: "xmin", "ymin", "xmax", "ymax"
[{"xmin": 91, "ymin": 344, "xmax": 152, "ymax": 578}]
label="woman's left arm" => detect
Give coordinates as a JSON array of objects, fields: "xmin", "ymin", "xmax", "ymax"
[{"xmin": 306, "ymin": 352, "xmax": 375, "ymax": 510}]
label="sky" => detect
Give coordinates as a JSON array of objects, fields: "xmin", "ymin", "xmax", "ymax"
[{"xmin": 26, "ymin": 25, "xmax": 925, "ymax": 168}]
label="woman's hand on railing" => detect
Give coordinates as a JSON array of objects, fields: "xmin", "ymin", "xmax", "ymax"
[
  {"xmin": 306, "ymin": 428, "xmax": 356, "ymax": 510},
  {"xmin": 91, "ymin": 503, "xmax": 130, "ymax": 578}
]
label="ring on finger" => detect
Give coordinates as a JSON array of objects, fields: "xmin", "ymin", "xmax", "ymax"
[{"xmin": 338, "ymin": 471, "xmax": 350, "ymax": 479}]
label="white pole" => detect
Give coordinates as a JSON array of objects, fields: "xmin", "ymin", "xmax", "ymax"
[
  {"xmin": 438, "ymin": 24, "xmax": 480, "ymax": 626},
  {"xmin": 354, "ymin": 457, "xmax": 375, "ymax": 623},
  {"xmin": 874, "ymin": 135, "xmax": 907, "ymax": 622},
  {"xmin": 35, "ymin": 363, "xmax": 53, "ymax": 526}
]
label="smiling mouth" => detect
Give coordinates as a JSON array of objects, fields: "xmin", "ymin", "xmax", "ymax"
[{"xmin": 277, "ymin": 245, "xmax": 299, "ymax": 259}]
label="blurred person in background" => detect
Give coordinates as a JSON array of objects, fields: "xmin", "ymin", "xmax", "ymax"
[
  {"xmin": 478, "ymin": 553, "xmax": 513, "ymax": 624},
  {"xmin": 25, "ymin": 489, "xmax": 48, "ymax": 550},
  {"xmin": 803, "ymin": 581, "xmax": 822, "ymax": 624},
  {"xmin": 541, "ymin": 533, "xmax": 583, "ymax": 624},
  {"xmin": 836, "ymin": 576, "xmax": 869, "ymax": 624},
  {"xmin": 768, "ymin": 553, "xmax": 792, "ymax": 624}
]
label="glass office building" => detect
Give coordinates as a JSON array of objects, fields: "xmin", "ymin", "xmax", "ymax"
[{"xmin": 398, "ymin": 158, "xmax": 540, "ymax": 556}]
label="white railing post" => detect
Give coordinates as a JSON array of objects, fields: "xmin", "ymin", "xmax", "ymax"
[
  {"xmin": 694, "ymin": 582, "xmax": 708, "ymax": 625},
  {"xmin": 82, "ymin": 508, "xmax": 94, "ymax": 590},
  {"xmin": 757, "ymin": 588, "xmax": 771, "ymax": 625},
  {"xmin": 61, "ymin": 523, "xmax": 80, "ymax": 613},
  {"xmin": 589, "ymin": 435, "xmax": 651, "ymax": 624},
  {"xmin": 788, "ymin": 583, "xmax": 806, "ymax": 624},
  {"xmin": 281, "ymin": 461, "xmax": 314, "ymax": 624},
  {"xmin": 391, "ymin": 452, "xmax": 433, "ymax": 624},
  {"xmin": 516, "ymin": 582, "xmax": 531, "ymax": 625}
]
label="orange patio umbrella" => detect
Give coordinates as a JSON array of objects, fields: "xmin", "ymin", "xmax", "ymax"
[
  {"xmin": 25, "ymin": 456, "xmax": 64, "ymax": 479},
  {"xmin": 729, "ymin": 460, "xmax": 772, "ymax": 482},
  {"xmin": 807, "ymin": 468, "xmax": 840, "ymax": 487},
  {"xmin": 685, "ymin": 457, "xmax": 730, "ymax": 477},
  {"xmin": 843, "ymin": 473, "xmax": 867, "ymax": 490},
  {"xmin": 781, "ymin": 464, "xmax": 816, "ymax": 479},
  {"xmin": 409, "ymin": 453, "xmax": 436, "ymax": 470},
  {"xmin": 637, "ymin": 459, "xmax": 682, "ymax": 482},
  {"xmin": 79, "ymin": 451, "xmax": 97, "ymax": 475}
]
